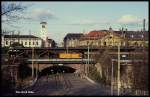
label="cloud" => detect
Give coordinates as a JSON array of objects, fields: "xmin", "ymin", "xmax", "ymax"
[
  {"xmin": 71, "ymin": 20, "xmax": 96, "ymax": 26},
  {"xmin": 70, "ymin": 19, "xmax": 110, "ymax": 26},
  {"xmin": 29, "ymin": 8, "xmax": 56, "ymax": 21},
  {"xmin": 118, "ymin": 14, "xmax": 140, "ymax": 25}
]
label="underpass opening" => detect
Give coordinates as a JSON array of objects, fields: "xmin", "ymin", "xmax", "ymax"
[
  {"xmin": 18, "ymin": 64, "xmax": 38, "ymax": 79},
  {"xmin": 40, "ymin": 65, "xmax": 76, "ymax": 76}
]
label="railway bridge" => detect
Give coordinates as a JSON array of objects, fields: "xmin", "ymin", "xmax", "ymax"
[{"xmin": 5, "ymin": 46, "xmax": 147, "ymax": 77}]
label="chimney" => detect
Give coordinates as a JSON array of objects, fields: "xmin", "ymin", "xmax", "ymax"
[
  {"xmin": 109, "ymin": 26, "xmax": 112, "ymax": 31},
  {"xmin": 121, "ymin": 27, "xmax": 124, "ymax": 31},
  {"xmin": 109, "ymin": 27, "xmax": 113, "ymax": 34},
  {"xmin": 121, "ymin": 27, "xmax": 124, "ymax": 37},
  {"xmin": 124, "ymin": 28, "xmax": 127, "ymax": 38},
  {"xmin": 143, "ymin": 19, "xmax": 146, "ymax": 31}
]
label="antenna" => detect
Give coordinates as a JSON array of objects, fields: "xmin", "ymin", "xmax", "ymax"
[
  {"xmin": 29, "ymin": 30, "xmax": 31, "ymax": 47},
  {"xmin": 18, "ymin": 30, "xmax": 20, "ymax": 43}
]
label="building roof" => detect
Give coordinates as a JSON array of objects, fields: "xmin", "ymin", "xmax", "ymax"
[
  {"xmin": 46, "ymin": 37, "xmax": 55, "ymax": 43},
  {"xmin": 86, "ymin": 30, "xmax": 107, "ymax": 37},
  {"xmin": 4, "ymin": 35, "xmax": 40, "ymax": 39},
  {"xmin": 40, "ymin": 22, "xmax": 47, "ymax": 24},
  {"xmin": 80, "ymin": 30, "xmax": 108, "ymax": 40},
  {"xmin": 80, "ymin": 29, "xmax": 149, "ymax": 41},
  {"xmin": 63, "ymin": 29, "xmax": 148, "ymax": 42},
  {"xmin": 112, "ymin": 30, "xmax": 148, "ymax": 40},
  {"xmin": 64, "ymin": 33, "xmax": 83, "ymax": 40},
  {"xmin": 124, "ymin": 31, "xmax": 148, "ymax": 40}
]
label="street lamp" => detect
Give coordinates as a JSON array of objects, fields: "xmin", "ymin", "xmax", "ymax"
[
  {"xmin": 58, "ymin": 64, "xmax": 63, "ymax": 66},
  {"xmin": 117, "ymin": 43, "xmax": 121, "ymax": 96},
  {"xmin": 51, "ymin": 69, "xmax": 54, "ymax": 75},
  {"xmin": 111, "ymin": 59, "xmax": 114, "ymax": 95},
  {"xmin": 87, "ymin": 41, "xmax": 93, "ymax": 76},
  {"xmin": 66, "ymin": 39, "xmax": 69, "ymax": 53},
  {"xmin": 86, "ymin": 41, "xmax": 90, "ymax": 76},
  {"xmin": 32, "ymin": 47, "xmax": 34, "ymax": 78},
  {"xmin": 88, "ymin": 42, "xmax": 89, "ymax": 65}
]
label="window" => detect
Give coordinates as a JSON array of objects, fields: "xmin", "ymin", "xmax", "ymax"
[
  {"xmin": 25, "ymin": 42, "xmax": 27, "ymax": 45},
  {"xmin": 10, "ymin": 41, "xmax": 13, "ymax": 45},
  {"xmin": 87, "ymin": 41, "xmax": 89, "ymax": 45},
  {"xmin": 98, "ymin": 41, "xmax": 101, "ymax": 45},
  {"xmin": 33, "ymin": 42, "xmax": 34, "ymax": 45},
  {"xmin": 6, "ymin": 41, "xmax": 8, "ymax": 45},
  {"xmin": 42, "ymin": 25, "xmax": 45, "ymax": 28},
  {"xmin": 29, "ymin": 42, "xmax": 31, "ymax": 45},
  {"xmin": 36, "ymin": 41, "xmax": 38, "ymax": 45},
  {"xmin": 141, "ymin": 35, "xmax": 144, "ymax": 38},
  {"xmin": 131, "ymin": 35, "xmax": 134, "ymax": 38},
  {"xmin": 134, "ymin": 42, "xmax": 138, "ymax": 46},
  {"xmin": 104, "ymin": 42, "xmax": 106, "ymax": 46}
]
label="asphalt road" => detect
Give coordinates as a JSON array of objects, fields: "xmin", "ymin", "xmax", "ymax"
[{"xmin": 16, "ymin": 73, "xmax": 113, "ymax": 96}]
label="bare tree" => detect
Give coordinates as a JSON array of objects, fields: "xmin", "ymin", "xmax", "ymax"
[
  {"xmin": 1, "ymin": 2, "xmax": 32, "ymax": 30},
  {"xmin": 130, "ymin": 48, "xmax": 149, "ymax": 95},
  {"xmin": 93, "ymin": 49, "xmax": 112, "ymax": 85},
  {"xmin": 2, "ymin": 2, "xmax": 28, "ymax": 22}
]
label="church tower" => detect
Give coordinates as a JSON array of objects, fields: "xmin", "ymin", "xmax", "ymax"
[{"xmin": 40, "ymin": 22, "xmax": 47, "ymax": 41}]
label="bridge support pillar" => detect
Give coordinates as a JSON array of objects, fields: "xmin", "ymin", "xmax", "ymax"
[
  {"xmin": 32, "ymin": 64, "xmax": 34, "ymax": 78},
  {"xmin": 36, "ymin": 64, "xmax": 38, "ymax": 78}
]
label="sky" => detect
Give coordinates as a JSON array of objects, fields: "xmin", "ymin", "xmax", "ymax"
[{"xmin": 2, "ymin": 1, "xmax": 149, "ymax": 44}]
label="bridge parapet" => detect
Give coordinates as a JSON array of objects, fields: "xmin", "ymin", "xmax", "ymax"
[{"xmin": 26, "ymin": 58, "xmax": 96, "ymax": 64}]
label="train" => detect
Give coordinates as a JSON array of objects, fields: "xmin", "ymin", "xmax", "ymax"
[{"xmin": 59, "ymin": 53, "xmax": 82, "ymax": 59}]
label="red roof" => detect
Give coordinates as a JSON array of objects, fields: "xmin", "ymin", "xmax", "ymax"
[
  {"xmin": 88, "ymin": 30, "xmax": 107, "ymax": 37},
  {"xmin": 80, "ymin": 30, "xmax": 108, "ymax": 40}
]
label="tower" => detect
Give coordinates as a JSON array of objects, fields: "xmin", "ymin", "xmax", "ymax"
[{"xmin": 40, "ymin": 22, "xmax": 48, "ymax": 41}]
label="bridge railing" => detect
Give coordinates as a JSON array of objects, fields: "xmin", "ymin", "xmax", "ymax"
[{"xmin": 27, "ymin": 58, "xmax": 95, "ymax": 62}]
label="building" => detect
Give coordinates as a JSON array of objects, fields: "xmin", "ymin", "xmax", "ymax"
[
  {"xmin": 1, "ymin": 34, "xmax": 5, "ymax": 47},
  {"xmin": 2, "ymin": 21, "xmax": 57, "ymax": 48},
  {"xmin": 2, "ymin": 35, "xmax": 42, "ymax": 47},
  {"xmin": 79, "ymin": 28, "xmax": 124, "ymax": 47},
  {"xmin": 100, "ymin": 32, "xmax": 123, "ymax": 46},
  {"xmin": 63, "ymin": 26, "xmax": 148, "ymax": 48},
  {"xmin": 79, "ymin": 30, "xmax": 108, "ymax": 47},
  {"xmin": 124, "ymin": 31, "xmax": 148, "ymax": 47},
  {"xmin": 2, "ymin": 34, "xmax": 57, "ymax": 48},
  {"xmin": 79, "ymin": 28, "xmax": 148, "ymax": 47},
  {"xmin": 45, "ymin": 37, "xmax": 56, "ymax": 47},
  {"xmin": 64, "ymin": 33, "xmax": 83, "ymax": 47}
]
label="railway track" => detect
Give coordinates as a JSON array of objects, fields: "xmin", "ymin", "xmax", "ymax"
[
  {"xmin": 53, "ymin": 73, "xmax": 73, "ymax": 95},
  {"xmin": 17, "ymin": 73, "xmax": 74, "ymax": 95}
]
